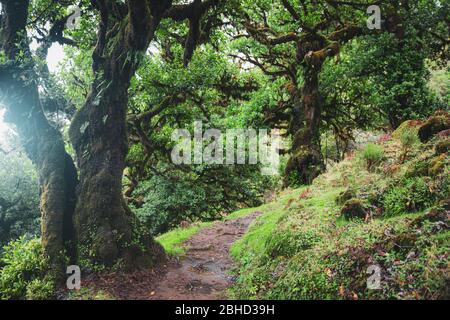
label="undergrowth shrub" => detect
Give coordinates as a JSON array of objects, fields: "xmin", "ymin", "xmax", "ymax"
[
  {"xmin": 25, "ymin": 278, "xmax": 55, "ymax": 300},
  {"xmin": 382, "ymin": 177, "xmax": 434, "ymax": 216},
  {"xmin": 399, "ymin": 128, "xmax": 420, "ymax": 163},
  {"xmin": 361, "ymin": 143, "xmax": 384, "ymax": 171},
  {"xmin": 0, "ymin": 237, "xmax": 54, "ymax": 300}
]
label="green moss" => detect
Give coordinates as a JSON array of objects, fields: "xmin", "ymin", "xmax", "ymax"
[
  {"xmin": 429, "ymin": 154, "xmax": 446, "ymax": 176},
  {"xmin": 336, "ymin": 188, "xmax": 357, "ymax": 206},
  {"xmin": 418, "ymin": 112, "xmax": 450, "ymax": 142},
  {"xmin": 230, "ymin": 208, "xmax": 286, "ymax": 259},
  {"xmin": 435, "ymin": 139, "xmax": 450, "ymax": 154},
  {"xmin": 392, "ymin": 120, "xmax": 421, "ymax": 140},
  {"xmin": 340, "ymin": 199, "xmax": 368, "ymax": 220}
]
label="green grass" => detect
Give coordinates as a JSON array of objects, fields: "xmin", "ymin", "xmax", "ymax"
[
  {"xmin": 230, "ymin": 186, "xmax": 340, "ymax": 259},
  {"xmin": 231, "ymin": 207, "xmax": 285, "ymax": 258},
  {"xmin": 224, "ymin": 206, "xmax": 263, "ymax": 221},
  {"xmin": 156, "ymin": 222, "xmax": 213, "ymax": 256}
]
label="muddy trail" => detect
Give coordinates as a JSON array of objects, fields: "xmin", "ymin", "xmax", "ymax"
[
  {"xmin": 149, "ymin": 211, "xmax": 261, "ymax": 300},
  {"xmin": 82, "ymin": 211, "xmax": 261, "ymax": 300}
]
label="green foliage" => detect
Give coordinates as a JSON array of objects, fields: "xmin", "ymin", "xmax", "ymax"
[
  {"xmin": 2, "ymin": 0, "xmax": 449, "ymax": 299},
  {"xmin": 382, "ymin": 177, "xmax": 434, "ymax": 217},
  {"xmin": 0, "ymin": 132, "xmax": 40, "ymax": 249},
  {"xmin": 121, "ymin": 43, "xmax": 272, "ymax": 235},
  {"xmin": 429, "ymin": 66, "xmax": 450, "ymax": 105},
  {"xmin": 0, "ymin": 237, "xmax": 54, "ymax": 300},
  {"xmin": 360, "ymin": 143, "xmax": 384, "ymax": 171},
  {"xmin": 342, "ymin": 30, "xmax": 442, "ymax": 128},
  {"xmin": 25, "ymin": 278, "xmax": 55, "ymax": 300},
  {"xmin": 132, "ymin": 166, "xmax": 267, "ymax": 235},
  {"xmin": 399, "ymin": 128, "xmax": 420, "ymax": 148},
  {"xmin": 265, "ymin": 229, "xmax": 321, "ymax": 259}
]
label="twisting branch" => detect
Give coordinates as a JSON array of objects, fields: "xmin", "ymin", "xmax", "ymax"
[
  {"xmin": 280, "ymin": 0, "xmax": 300, "ymax": 21},
  {"xmin": 165, "ymin": 0, "xmax": 224, "ymax": 66},
  {"xmin": 127, "ymin": 93, "xmax": 186, "ymax": 124},
  {"xmin": 229, "ymin": 54, "xmax": 291, "ymax": 78},
  {"xmin": 244, "ymin": 20, "xmax": 299, "ymax": 46}
]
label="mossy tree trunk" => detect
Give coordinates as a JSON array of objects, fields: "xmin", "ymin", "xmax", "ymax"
[
  {"xmin": 67, "ymin": 1, "xmax": 171, "ymax": 269},
  {"xmin": 0, "ymin": 0, "xmax": 78, "ymax": 271},
  {"xmin": 283, "ymin": 27, "xmax": 360, "ymax": 187},
  {"xmin": 283, "ymin": 40, "xmax": 342, "ymax": 186},
  {"xmin": 284, "ymin": 64, "xmax": 325, "ymax": 186}
]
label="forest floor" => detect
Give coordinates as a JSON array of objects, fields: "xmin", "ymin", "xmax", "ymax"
[
  {"xmin": 148, "ymin": 211, "xmax": 261, "ymax": 300},
  {"xmin": 76, "ymin": 211, "xmax": 261, "ymax": 300}
]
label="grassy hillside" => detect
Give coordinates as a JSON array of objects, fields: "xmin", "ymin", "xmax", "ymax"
[{"xmin": 228, "ymin": 120, "xmax": 449, "ymax": 300}]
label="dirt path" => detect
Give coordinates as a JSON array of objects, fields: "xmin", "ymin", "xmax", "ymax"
[
  {"xmin": 80, "ymin": 212, "xmax": 260, "ymax": 300},
  {"xmin": 148, "ymin": 211, "xmax": 261, "ymax": 300}
]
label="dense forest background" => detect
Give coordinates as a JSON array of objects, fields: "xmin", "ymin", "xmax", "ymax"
[{"xmin": 0, "ymin": 0, "xmax": 448, "ymax": 300}]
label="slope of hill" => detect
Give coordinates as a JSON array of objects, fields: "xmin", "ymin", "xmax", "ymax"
[{"xmin": 228, "ymin": 115, "xmax": 449, "ymax": 300}]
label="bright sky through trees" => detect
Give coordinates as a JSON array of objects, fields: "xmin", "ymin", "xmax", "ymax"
[{"xmin": 0, "ymin": 43, "xmax": 64, "ymax": 142}]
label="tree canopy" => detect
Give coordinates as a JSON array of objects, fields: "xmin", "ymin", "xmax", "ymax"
[{"xmin": 0, "ymin": 0, "xmax": 448, "ymax": 283}]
